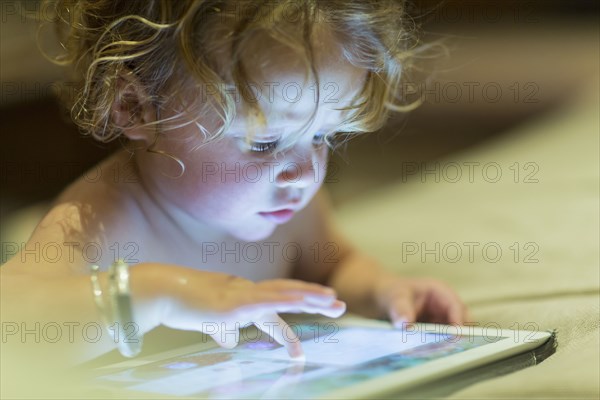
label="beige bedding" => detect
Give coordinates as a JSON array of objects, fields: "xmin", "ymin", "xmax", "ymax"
[{"xmin": 335, "ymin": 82, "xmax": 599, "ymax": 398}]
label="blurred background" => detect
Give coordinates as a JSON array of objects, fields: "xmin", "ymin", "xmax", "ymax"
[{"xmin": 1, "ymin": 0, "xmax": 598, "ymax": 227}]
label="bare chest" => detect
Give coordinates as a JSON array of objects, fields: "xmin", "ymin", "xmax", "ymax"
[{"xmin": 116, "ymin": 226, "xmax": 297, "ymax": 282}]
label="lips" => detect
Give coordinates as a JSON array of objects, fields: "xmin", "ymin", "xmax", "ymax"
[{"xmin": 258, "ymin": 209, "xmax": 295, "ymax": 224}]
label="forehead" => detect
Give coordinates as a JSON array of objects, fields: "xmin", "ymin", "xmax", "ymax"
[{"xmin": 227, "ymin": 28, "xmax": 367, "ymax": 138}]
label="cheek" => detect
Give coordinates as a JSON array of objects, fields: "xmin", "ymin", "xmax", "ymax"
[{"xmin": 180, "ymin": 159, "xmax": 271, "ymax": 209}]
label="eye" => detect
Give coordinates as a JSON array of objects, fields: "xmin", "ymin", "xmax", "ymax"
[{"xmin": 249, "ymin": 140, "xmax": 279, "ymax": 153}]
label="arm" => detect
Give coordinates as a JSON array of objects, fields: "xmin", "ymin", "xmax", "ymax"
[
  {"xmin": 1, "ymin": 203, "xmax": 345, "ymax": 368},
  {"xmin": 291, "ymin": 188, "xmax": 469, "ymax": 325},
  {"xmin": 1, "ymin": 259, "xmax": 162, "ymax": 364}
]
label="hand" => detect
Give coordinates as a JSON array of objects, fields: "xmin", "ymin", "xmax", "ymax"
[
  {"xmin": 133, "ymin": 264, "xmax": 346, "ymax": 358},
  {"xmin": 373, "ymin": 274, "xmax": 470, "ymax": 327}
]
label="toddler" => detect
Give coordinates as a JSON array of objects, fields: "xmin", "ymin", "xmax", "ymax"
[{"xmin": 1, "ymin": 0, "xmax": 468, "ymax": 366}]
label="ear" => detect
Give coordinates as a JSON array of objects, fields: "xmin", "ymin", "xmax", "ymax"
[{"xmin": 111, "ymin": 70, "xmax": 157, "ymax": 144}]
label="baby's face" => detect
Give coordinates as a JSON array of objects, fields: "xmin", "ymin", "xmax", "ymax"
[{"xmin": 136, "ymin": 34, "xmax": 365, "ymax": 242}]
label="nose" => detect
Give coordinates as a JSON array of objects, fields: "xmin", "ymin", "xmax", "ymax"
[{"xmin": 275, "ymin": 149, "xmax": 323, "ymax": 188}]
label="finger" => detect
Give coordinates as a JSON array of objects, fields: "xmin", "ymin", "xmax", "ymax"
[
  {"xmin": 287, "ymin": 291, "xmax": 337, "ymax": 307},
  {"xmin": 255, "ymin": 290, "xmax": 338, "ymax": 308},
  {"xmin": 208, "ymin": 321, "xmax": 240, "ymax": 349},
  {"xmin": 448, "ymin": 302, "xmax": 470, "ymax": 325},
  {"xmin": 237, "ymin": 291, "xmax": 330, "ymax": 310},
  {"xmin": 258, "ymin": 279, "xmax": 336, "ymax": 296},
  {"xmin": 316, "ymin": 299, "xmax": 346, "ymax": 318},
  {"xmin": 464, "ymin": 306, "xmax": 474, "ymax": 323},
  {"xmin": 240, "ymin": 299, "xmax": 346, "ymax": 318},
  {"xmin": 239, "ymin": 289, "xmax": 343, "ymax": 314},
  {"xmin": 251, "ymin": 291, "xmax": 336, "ymax": 307},
  {"xmin": 251, "ymin": 292, "xmax": 306, "ymax": 304},
  {"xmin": 254, "ymin": 314, "xmax": 304, "ymax": 359},
  {"xmin": 270, "ymin": 299, "xmax": 347, "ymax": 318},
  {"xmin": 388, "ymin": 290, "xmax": 416, "ymax": 329},
  {"xmin": 254, "ymin": 281, "xmax": 340, "ymax": 309},
  {"xmin": 435, "ymin": 286, "xmax": 468, "ymax": 325}
]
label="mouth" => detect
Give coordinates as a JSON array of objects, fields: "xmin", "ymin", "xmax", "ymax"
[{"xmin": 258, "ymin": 209, "xmax": 295, "ymax": 224}]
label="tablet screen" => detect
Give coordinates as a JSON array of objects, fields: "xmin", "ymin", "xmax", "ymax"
[{"xmin": 94, "ymin": 322, "xmax": 506, "ymax": 399}]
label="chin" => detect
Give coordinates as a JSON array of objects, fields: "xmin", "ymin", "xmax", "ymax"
[{"xmin": 230, "ymin": 225, "xmax": 276, "ymax": 242}]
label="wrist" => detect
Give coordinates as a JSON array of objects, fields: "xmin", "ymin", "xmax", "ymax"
[{"xmin": 128, "ymin": 263, "xmax": 169, "ymax": 335}]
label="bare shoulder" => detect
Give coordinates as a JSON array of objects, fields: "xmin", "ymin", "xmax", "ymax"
[
  {"xmin": 55, "ymin": 152, "xmax": 147, "ymax": 235},
  {"xmin": 6, "ymin": 151, "xmax": 151, "ymax": 274}
]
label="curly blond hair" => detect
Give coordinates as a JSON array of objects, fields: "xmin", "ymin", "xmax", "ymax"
[{"xmin": 43, "ymin": 0, "xmax": 426, "ymax": 151}]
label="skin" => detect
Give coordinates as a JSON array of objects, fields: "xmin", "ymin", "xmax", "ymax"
[{"xmin": 0, "ymin": 26, "xmax": 469, "ymax": 366}]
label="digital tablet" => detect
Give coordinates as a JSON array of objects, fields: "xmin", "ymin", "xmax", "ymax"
[{"xmin": 89, "ymin": 315, "xmax": 553, "ymax": 399}]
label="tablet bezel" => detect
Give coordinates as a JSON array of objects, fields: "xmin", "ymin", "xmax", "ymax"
[
  {"xmin": 92, "ymin": 316, "xmax": 552, "ymax": 399},
  {"xmin": 319, "ymin": 316, "xmax": 551, "ymax": 399}
]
